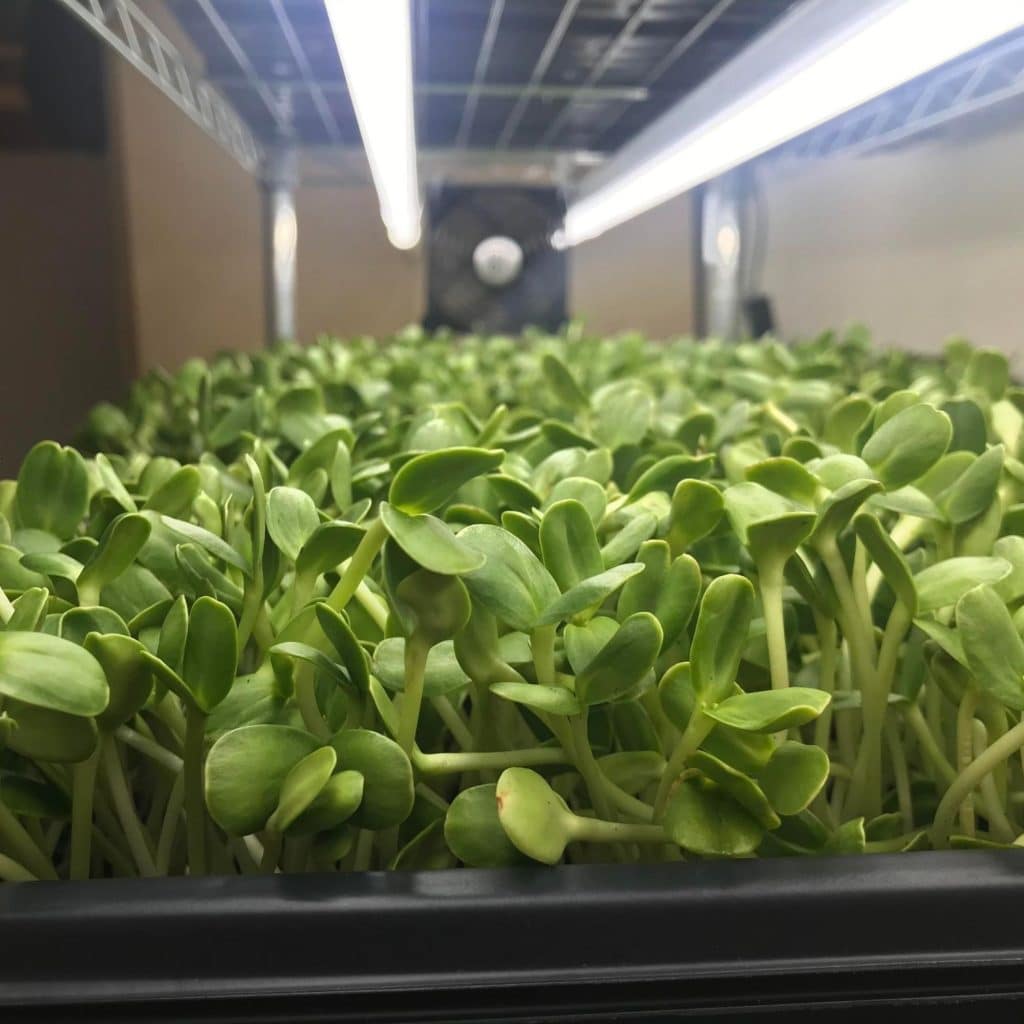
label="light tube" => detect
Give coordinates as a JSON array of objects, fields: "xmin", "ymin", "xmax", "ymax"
[
  {"xmin": 325, "ymin": 0, "xmax": 421, "ymax": 249},
  {"xmin": 562, "ymin": 0, "xmax": 1024, "ymax": 246}
]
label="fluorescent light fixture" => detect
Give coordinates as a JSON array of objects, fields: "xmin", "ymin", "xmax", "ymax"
[
  {"xmin": 325, "ymin": 0, "xmax": 421, "ymax": 249},
  {"xmin": 562, "ymin": 0, "xmax": 1024, "ymax": 246}
]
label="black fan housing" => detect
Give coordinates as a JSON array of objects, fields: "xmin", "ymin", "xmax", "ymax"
[{"xmin": 424, "ymin": 186, "xmax": 566, "ymax": 334}]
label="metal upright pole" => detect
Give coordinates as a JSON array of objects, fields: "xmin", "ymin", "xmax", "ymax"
[
  {"xmin": 262, "ymin": 142, "xmax": 298, "ymax": 346},
  {"xmin": 698, "ymin": 170, "xmax": 744, "ymax": 340}
]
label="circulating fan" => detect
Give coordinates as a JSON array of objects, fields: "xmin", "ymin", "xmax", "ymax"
[{"xmin": 424, "ymin": 186, "xmax": 567, "ymax": 333}]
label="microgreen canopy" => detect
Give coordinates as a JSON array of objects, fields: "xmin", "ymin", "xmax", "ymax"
[{"xmin": 1, "ymin": 326, "xmax": 1022, "ymax": 882}]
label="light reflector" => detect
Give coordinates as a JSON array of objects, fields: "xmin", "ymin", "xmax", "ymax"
[
  {"xmin": 562, "ymin": 0, "xmax": 1024, "ymax": 246},
  {"xmin": 325, "ymin": 0, "xmax": 421, "ymax": 249}
]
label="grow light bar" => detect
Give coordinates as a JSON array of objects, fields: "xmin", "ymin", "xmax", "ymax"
[
  {"xmin": 324, "ymin": 0, "xmax": 421, "ymax": 249},
  {"xmin": 558, "ymin": 0, "xmax": 1024, "ymax": 247}
]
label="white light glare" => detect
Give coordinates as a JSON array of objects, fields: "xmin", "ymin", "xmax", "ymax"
[
  {"xmin": 325, "ymin": 0, "xmax": 421, "ymax": 249},
  {"xmin": 563, "ymin": 1, "xmax": 1024, "ymax": 246}
]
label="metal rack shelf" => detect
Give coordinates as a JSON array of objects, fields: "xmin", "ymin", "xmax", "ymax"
[
  {"xmin": 55, "ymin": 0, "xmax": 261, "ymax": 174},
  {"xmin": 775, "ymin": 27, "xmax": 1024, "ymax": 165}
]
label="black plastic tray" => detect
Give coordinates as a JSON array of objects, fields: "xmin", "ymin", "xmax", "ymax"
[{"xmin": 2, "ymin": 851, "xmax": 1024, "ymax": 1021}]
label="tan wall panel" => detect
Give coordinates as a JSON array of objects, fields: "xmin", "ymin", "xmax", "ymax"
[
  {"xmin": 295, "ymin": 181, "xmax": 424, "ymax": 339},
  {"xmin": 106, "ymin": 3, "xmax": 263, "ymax": 373},
  {"xmin": 758, "ymin": 116, "xmax": 1024, "ymax": 359},
  {"xmin": 569, "ymin": 192, "xmax": 696, "ymax": 338},
  {"xmin": 0, "ymin": 155, "xmax": 126, "ymax": 472}
]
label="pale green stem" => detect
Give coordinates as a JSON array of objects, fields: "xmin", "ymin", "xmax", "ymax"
[
  {"xmin": 866, "ymin": 516, "xmax": 923, "ymax": 601},
  {"xmin": 430, "ymin": 694, "xmax": 474, "ymax": 750},
  {"xmin": 101, "ymin": 737, "xmax": 157, "ymax": 877},
  {"xmin": 819, "ymin": 538, "xmax": 877, "ymax": 670},
  {"xmin": 352, "ymin": 828, "xmax": 374, "ymax": 871},
  {"xmin": 885, "ymin": 714, "xmax": 913, "ymax": 832},
  {"xmin": 567, "ymin": 815, "xmax": 666, "ymax": 846},
  {"xmin": 758, "ymin": 559, "xmax": 790, "ymax": 692},
  {"xmin": 925, "ymin": 681, "xmax": 946, "ymax": 757},
  {"xmin": 763, "ymin": 400, "xmax": 799, "ymax": 435},
  {"xmin": 641, "ymin": 687, "xmax": 679, "ymax": 755},
  {"xmin": 259, "ymin": 831, "xmax": 283, "ymax": 874},
  {"xmin": 115, "ymin": 725, "xmax": 183, "ymax": 773},
  {"xmin": 325, "ymin": 518, "xmax": 388, "ymax": 612},
  {"xmin": 70, "ymin": 749, "xmax": 100, "ymax": 880},
  {"xmin": 0, "ymin": 852, "xmax": 36, "ymax": 882},
  {"xmin": 0, "ymin": 584, "xmax": 13, "ymax": 623},
  {"xmin": 935, "ymin": 524, "xmax": 955, "ymax": 562},
  {"xmin": 813, "ymin": 615, "xmax": 838, "ymax": 751},
  {"xmin": 973, "ymin": 720, "xmax": 1016, "ymax": 843},
  {"xmin": 531, "ymin": 625, "xmax": 557, "ymax": 687},
  {"xmin": 183, "ymin": 702, "xmax": 208, "ymax": 876},
  {"xmin": 231, "ymin": 836, "xmax": 261, "ymax": 875},
  {"xmin": 876, "ymin": 602, "xmax": 912, "ymax": 699},
  {"xmin": 956, "ymin": 689, "xmax": 979, "ymax": 837},
  {"xmin": 906, "ymin": 702, "xmax": 956, "ymax": 786},
  {"xmin": 156, "ymin": 772, "xmax": 185, "ymax": 875},
  {"xmin": 289, "ymin": 568, "xmax": 316, "ymax": 623},
  {"xmin": 654, "ymin": 709, "xmax": 715, "ymax": 820},
  {"xmin": 294, "ymin": 663, "xmax": 329, "ymax": 739},
  {"xmin": 931, "ymin": 717, "xmax": 1024, "ymax": 849},
  {"xmin": 848, "ymin": 600, "xmax": 912, "ymax": 820},
  {"xmin": 25, "ymin": 816, "xmax": 46, "ymax": 851},
  {"xmin": 570, "ymin": 715, "xmax": 617, "ymax": 823},
  {"xmin": 603, "ymin": 779, "xmax": 656, "ymax": 822},
  {"xmin": 252, "ymin": 606, "xmax": 276, "ymax": 656},
  {"xmin": 415, "ymin": 745, "xmax": 571, "ymax": 775},
  {"xmin": 282, "ymin": 836, "xmax": 312, "ymax": 873},
  {"xmin": 831, "ymin": 645, "xmax": 854, "ymax": 818},
  {"xmin": 977, "ymin": 701, "xmax": 1011, "ymax": 813},
  {"xmin": 236, "ymin": 582, "xmax": 263, "ymax": 655},
  {"xmin": 377, "ymin": 826, "xmax": 399, "ymax": 867},
  {"xmin": 355, "ymin": 580, "xmax": 389, "ymax": 632},
  {"xmin": 153, "ymin": 692, "xmax": 187, "ymax": 744},
  {"xmin": 93, "ymin": 825, "xmax": 136, "ymax": 876},
  {"xmin": 415, "ymin": 782, "xmax": 450, "ymax": 811},
  {"xmin": 0, "ymin": 800, "xmax": 56, "ymax": 880},
  {"xmin": 851, "ymin": 540, "xmax": 873, "ymax": 637},
  {"xmin": 397, "ymin": 631, "xmax": 430, "ymax": 755},
  {"xmin": 864, "ymin": 832, "xmax": 923, "ymax": 853}
]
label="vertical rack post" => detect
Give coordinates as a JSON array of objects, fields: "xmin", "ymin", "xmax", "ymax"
[
  {"xmin": 262, "ymin": 142, "xmax": 298, "ymax": 346},
  {"xmin": 698, "ymin": 169, "xmax": 744, "ymax": 340}
]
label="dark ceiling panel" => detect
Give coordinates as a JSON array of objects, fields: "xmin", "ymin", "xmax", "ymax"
[{"xmin": 166, "ymin": 0, "xmax": 799, "ymax": 150}]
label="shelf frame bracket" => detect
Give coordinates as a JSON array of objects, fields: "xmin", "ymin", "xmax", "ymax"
[{"xmin": 54, "ymin": 0, "xmax": 262, "ymax": 175}]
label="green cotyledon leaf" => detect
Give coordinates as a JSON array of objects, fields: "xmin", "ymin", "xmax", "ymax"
[
  {"xmin": 618, "ymin": 543, "xmax": 700, "ymax": 650},
  {"xmin": 266, "ymin": 486, "xmax": 321, "ymax": 562},
  {"xmin": 861, "ymin": 404, "xmax": 952, "ymax": 490},
  {"xmin": 0, "ymin": 630, "xmax": 108, "ymax": 716},
  {"xmin": 379, "ymin": 503, "xmax": 485, "ymax": 576},
  {"xmin": 539, "ymin": 498, "xmax": 603, "ymax": 591},
  {"xmin": 664, "ymin": 777, "xmax": 764, "ymax": 857},
  {"xmin": 703, "ymin": 687, "xmax": 831, "ymax": 733},
  {"xmin": 955, "ymin": 584, "xmax": 1024, "ymax": 712},
  {"xmin": 181, "ymin": 596, "xmax": 237, "ymax": 713},
  {"xmin": 690, "ymin": 574, "xmax": 755, "ymax": 705},
  {"xmin": 575, "ymin": 612, "xmax": 663, "ymax": 706},
  {"xmin": 458, "ymin": 524, "xmax": 560, "ymax": 631},
  {"xmin": 15, "ymin": 442, "xmax": 89, "ymax": 540},
  {"xmin": 205, "ymin": 724, "xmax": 321, "ymax": 835},
  {"xmin": 389, "ymin": 447, "xmax": 505, "ymax": 516}
]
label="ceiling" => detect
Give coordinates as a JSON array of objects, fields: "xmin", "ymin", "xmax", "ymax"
[{"xmin": 165, "ymin": 0, "xmax": 796, "ymax": 153}]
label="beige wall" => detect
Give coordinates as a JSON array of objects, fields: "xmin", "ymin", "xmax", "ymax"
[
  {"xmin": 295, "ymin": 178, "xmax": 423, "ymax": 340},
  {"xmin": 0, "ymin": 154, "xmax": 128, "ymax": 473},
  {"xmin": 106, "ymin": 4, "xmax": 263, "ymax": 373},
  {"xmin": 570, "ymin": 193, "xmax": 695, "ymax": 337},
  {"xmin": 758, "ymin": 113, "xmax": 1024, "ymax": 359}
]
